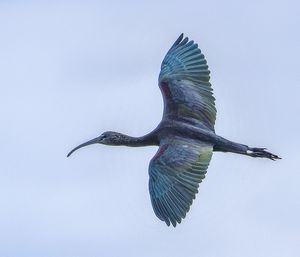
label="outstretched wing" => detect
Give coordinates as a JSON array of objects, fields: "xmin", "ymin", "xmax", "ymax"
[
  {"xmin": 148, "ymin": 136, "xmax": 213, "ymax": 227},
  {"xmin": 159, "ymin": 33, "xmax": 216, "ymax": 131}
]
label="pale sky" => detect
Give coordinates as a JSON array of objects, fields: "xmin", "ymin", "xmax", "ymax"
[{"xmin": 1, "ymin": 1, "xmax": 299, "ymax": 257}]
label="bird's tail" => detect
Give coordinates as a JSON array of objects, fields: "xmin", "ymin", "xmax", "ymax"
[{"xmin": 247, "ymin": 147, "xmax": 281, "ymax": 161}]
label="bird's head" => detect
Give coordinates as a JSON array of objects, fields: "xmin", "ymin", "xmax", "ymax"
[
  {"xmin": 98, "ymin": 131, "xmax": 126, "ymax": 145},
  {"xmin": 67, "ymin": 131, "xmax": 126, "ymax": 157}
]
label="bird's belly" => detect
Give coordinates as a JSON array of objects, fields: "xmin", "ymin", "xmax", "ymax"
[{"xmin": 158, "ymin": 120, "xmax": 218, "ymax": 144}]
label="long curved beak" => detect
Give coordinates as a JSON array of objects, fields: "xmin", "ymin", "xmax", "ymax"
[{"xmin": 67, "ymin": 137, "xmax": 99, "ymax": 157}]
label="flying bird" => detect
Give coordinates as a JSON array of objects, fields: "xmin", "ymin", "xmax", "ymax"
[{"xmin": 68, "ymin": 34, "xmax": 280, "ymax": 227}]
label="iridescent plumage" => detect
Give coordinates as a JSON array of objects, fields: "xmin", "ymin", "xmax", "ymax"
[
  {"xmin": 68, "ymin": 34, "xmax": 280, "ymax": 227},
  {"xmin": 159, "ymin": 33, "xmax": 216, "ymax": 130}
]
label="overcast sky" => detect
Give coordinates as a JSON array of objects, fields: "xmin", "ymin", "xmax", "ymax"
[{"xmin": 1, "ymin": 1, "xmax": 299, "ymax": 257}]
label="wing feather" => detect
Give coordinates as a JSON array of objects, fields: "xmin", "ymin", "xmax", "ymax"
[
  {"xmin": 148, "ymin": 137, "xmax": 213, "ymax": 227},
  {"xmin": 159, "ymin": 34, "xmax": 216, "ymax": 130}
]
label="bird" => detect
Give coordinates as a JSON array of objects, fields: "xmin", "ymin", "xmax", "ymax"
[{"xmin": 67, "ymin": 33, "xmax": 280, "ymax": 227}]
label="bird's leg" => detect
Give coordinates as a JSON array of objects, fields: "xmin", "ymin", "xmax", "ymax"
[
  {"xmin": 214, "ymin": 136, "xmax": 280, "ymax": 160},
  {"xmin": 214, "ymin": 136, "xmax": 249, "ymax": 155},
  {"xmin": 246, "ymin": 147, "xmax": 281, "ymax": 160}
]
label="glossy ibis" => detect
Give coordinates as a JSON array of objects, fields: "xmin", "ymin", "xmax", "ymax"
[{"xmin": 68, "ymin": 34, "xmax": 280, "ymax": 227}]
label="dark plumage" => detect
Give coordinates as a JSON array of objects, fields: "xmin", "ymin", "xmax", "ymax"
[{"xmin": 68, "ymin": 34, "xmax": 280, "ymax": 227}]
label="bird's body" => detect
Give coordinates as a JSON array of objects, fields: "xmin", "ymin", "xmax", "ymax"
[{"xmin": 68, "ymin": 34, "xmax": 280, "ymax": 227}]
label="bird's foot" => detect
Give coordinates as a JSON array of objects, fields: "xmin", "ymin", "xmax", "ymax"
[{"xmin": 247, "ymin": 147, "xmax": 281, "ymax": 161}]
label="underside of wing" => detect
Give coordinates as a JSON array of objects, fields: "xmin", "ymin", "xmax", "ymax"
[
  {"xmin": 159, "ymin": 34, "xmax": 216, "ymax": 130},
  {"xmin": 148, "ymin": 136, "xmax": 213, "ymax": 227}
]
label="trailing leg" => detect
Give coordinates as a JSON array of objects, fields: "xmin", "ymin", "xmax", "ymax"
[
  {"xmin": 246, "ymin": 147, "xmax": 281, "ymax": 160},
  {"xmin": 213, "ymin": 136, "xmax": 280, "ymax": 160}
]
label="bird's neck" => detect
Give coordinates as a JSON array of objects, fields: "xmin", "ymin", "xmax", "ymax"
[{"xmin": 121, "ymin": 133, "xmax": 158, "ymax": 147}]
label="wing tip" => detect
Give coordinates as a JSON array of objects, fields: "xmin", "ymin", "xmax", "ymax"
[
  {"xmin": 172, "ymin": 33, "xmax": 184, "ymax": 48},
  {"xmin": 178, "ymin": 32, "xmax": 184, "ymax": 41}
]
